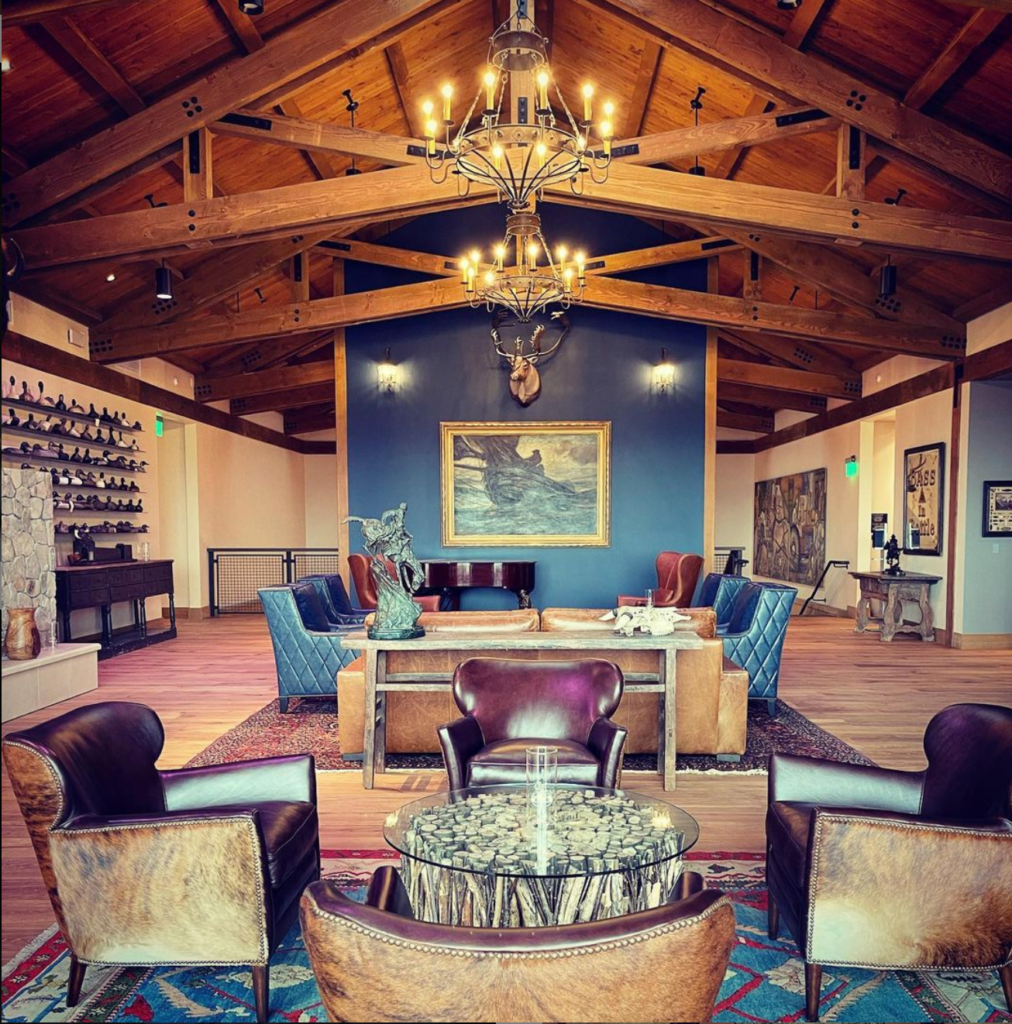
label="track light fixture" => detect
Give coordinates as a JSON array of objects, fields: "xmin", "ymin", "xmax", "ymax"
[
  {"xmin": 343, "ymin": 89, "xmax": 362, "ymax": 176},
  {"xmin": 879, "ymin": 256, "xmax": 897, "ymax": 299},
  {"xmin": 776, "ymin": 0, "xmax": 803, "ymax": 9},
  {"xmin": 687, "ymin": 86, "xmax": 707, "ymax": 176},
  {"xmin": 238, "ymin": 0, "xmax": 264, "ymax": 14},
  {"xmin": 155, "ymin": 264, "xmax": 173, "ymax": 301}
]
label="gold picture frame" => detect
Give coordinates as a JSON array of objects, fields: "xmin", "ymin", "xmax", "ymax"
[{"xmin": 440, "ymin": 421, "xmax": 611, "ymax": 547}]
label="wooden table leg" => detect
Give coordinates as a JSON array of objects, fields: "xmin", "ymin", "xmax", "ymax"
[
  {"xmin": 918, "ymin": 583, "xmax": 935, "ymax": 641},
  {"xmin": 363, "ymin": 648, "xmax": 378, "ymax": 789},
  {"xmin": 854, "ymin": 590, "xmax": 869, "ymax": 632},
  {"xmin": 882, "ymin": 588, "xmax": 899, "ymax": 642},
  {"xmin": 662, "ymin": 649, "xmax": 677, "ymax": 791},
  {"xmin": 375, "ymin": 650, "xmax": 388, "ymax": 775}
]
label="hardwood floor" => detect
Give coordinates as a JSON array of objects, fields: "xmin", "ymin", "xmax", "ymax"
[{"xmin": 2, "ymin": 614, "xmax": 1009, "ymax": 961}]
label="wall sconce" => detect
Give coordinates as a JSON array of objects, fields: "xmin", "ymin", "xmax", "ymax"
[
  {"xmin": 377, "ymin": 347, "xmax": 398, "ymax": 391},
  {"xmin": 845, "ymin": 455, "xmax": 859, "ymax": 478},
  {"xmin": 652, "ymin": 348, "xmax": 676, "ymax": 393}
]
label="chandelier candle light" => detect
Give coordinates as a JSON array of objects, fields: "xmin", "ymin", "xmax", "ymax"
[{"xmin": 422, "ymin": 1, "xmax": 613, "ymax": 322}]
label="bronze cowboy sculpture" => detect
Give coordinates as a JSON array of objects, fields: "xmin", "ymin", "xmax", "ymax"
[{"xmin": 345, "ymin": 503, "xmax": 427, "ymax": 639}]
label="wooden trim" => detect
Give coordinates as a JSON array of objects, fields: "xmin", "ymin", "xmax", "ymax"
[
  {"xmin": 718, "ymin": 381, "xmax": 830, "ymax": 414},
  {"xmin": 719, "ymin": 358, "xmax": 861, "ymax": 399},
  {"xmin": 194, "ymin": 360, "xmax": 334, "ymax": 402},
  {"xmin": 1, "ymin": 0, "xmax": 453, "ymax": 224},
  {"xmin": 950, "ymin": 633, "xmax": 1012, "ymax": 650},
  {"xmin": 703, "ymin": 258, "xmax": 718, "ymax": 573},
  {"xmin": 944, "ymin": 379, "xmax": 962, "ymax": 645},
  {"xmin": 2, "ymin": 0, "xmax": 142, "ymax": 26},
  {"xmin": 229, "ymin": 382, "xmax": 336, "ymax": 415},
  {"xmin": 594, "ymin": 0, "xmax": 1012, "ymax": 200},
  {"xmin": 717, "ymin": 409, "xmax": 773, "ymax": 432},
  {"xmin": 1, "ymin": 331, "xmax": 332, "ymax": 455},
  {"xmin": 333, "ymin": 261, "xmax": 351, "ymax": 582},
  {"xmin": 716, "ymin": 440, "xmax": 756, "ymax": 454}
]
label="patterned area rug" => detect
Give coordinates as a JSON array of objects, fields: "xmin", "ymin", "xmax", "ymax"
[
  {"xmin": 3, "ymin": 852, "xmax": 1008, "ymax": 1023},
  {"xmin": 184, "ymin": 696, "xmax": 875, "ymax": 775}
]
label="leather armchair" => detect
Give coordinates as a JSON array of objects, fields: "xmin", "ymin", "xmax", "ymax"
[
  {"xmin": 691, "ymin": 572, "xmax": 752, "ymax": 631},
  {"xmin": 347, "ymin": 552, "xmax": 440, "ymax": 612},
  {"xmin": 437, "ymin": 657, "xmax": 628, "ymax": 789},
  {"xmin": 300, "ymin": 866, "xmax": 736, "ymax": 1023},
  {"xmin": 766, "ymin": 703, "xmax": 1012, "ymax": 1022},
  {"xmin": 721, "ymin": 581, "xmax": 797, "ymax": 716},
  {"xmin": 259, "ymin": 583, "xmax": 359, "ymax": 713},
  {"xmin": 618, "ymin": 551, "xmax": 704, "ymax": 608},
  {"xmin": 297, "ymin": 573, "xmax": 368, "ymax": 626},
  {"xmin": 2, "ymin": 701, "xmax": 320, "ymax": 1023}
]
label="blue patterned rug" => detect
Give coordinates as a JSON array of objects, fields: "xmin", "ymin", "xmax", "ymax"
[{"xmin": 2, "ymin": 851, "xmax": 1008, "ymax": 1023}]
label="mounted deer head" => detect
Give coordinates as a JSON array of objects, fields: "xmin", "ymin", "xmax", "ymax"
[{"xmin": 491, "ymin": 310, "xmax": 571, "ymax": 406}]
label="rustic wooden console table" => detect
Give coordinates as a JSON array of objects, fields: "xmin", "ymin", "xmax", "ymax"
[
  {"xmin": 849, "ymin": 570, "xmax": 942, "ymax": 642},
  {"xmin": 341, "ymin": 628, "xmax": 704, "ymax": 792}
]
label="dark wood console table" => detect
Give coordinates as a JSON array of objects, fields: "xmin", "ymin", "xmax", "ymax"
[
  {"xmin": 420, "ymin": 559, "xmax": 536, "ymax": 609},
  {"xmin": 56, "ymin": 559, "xmax": 177, "ymax": 659},
  {"xmin": 849, "ymin": 570, "xmax": 942, "ymax": 642}
]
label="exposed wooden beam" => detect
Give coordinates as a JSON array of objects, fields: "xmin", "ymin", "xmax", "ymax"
[
  {"xmin": 683, "ymin": 220, "xmax": 964, "ymax": 330},
  {"xmin": 2, "ymin": 331, "xmax": 331, "ymax": 454},
  {"xmin": 42, "ymin": 17, "xmax": 146, "ymax": 115},
  {"xmin": 203, "ymin": 330, "xmax": 335, "ymax": 378},
  {"xmin": 1, "ymin": 0, "xmax": 140, "ymax": 26},
  {"xmin": 385, "ymin": 42, "xmax": 425, "ymax": 138},
  {"xmin": 718, "ymin": 329, "xmax": 861, "ymax": 380},
  {"xmin": 194, "ymin": 359, "xmax": 334, "ymax": 402},
  {"xmin": 547, "ymin": 163, "xmax": 1012, "ymax": 262},
  {"xmin": 594, "ymin": 0, "xmax": 1012, "ymax": 200},
  {"xmin": 936, "ymin": 0, "xmax": 1012, "ymax": 11},
  {"xmin": 1, "ymin": 0, "xmax": 452, "ymax": 224},
  {"xmin": 718, "ymin": 380, "xmax": 829, "ymax": 414},
  {"xmin": 11, "ymin": 284, "xmax": 103, "ymax": 325},
  {"xmin": 952, "ymin": 279, "xmax": 1012, "ymax": 321},
  {"xmin": 903, "ymin": 11, "xmax": 1005, "ymax": 110},
  {"xmin": 835, "ymin": 125, "xmax": 866, "ymax": 201},
  {"xmin": 230, "ymin": 381, "xmax": 337, "ymax": 416},
  {"xmin": 314, "ymin": 236, "xmax": 459, "ymax": 277},
  {"xmin": 742, "ymin": 249, "xmax": 762, "ymax": 303},
  {"xmin": 628, "ymin": 40, "xmax": 663, "ymax": 136},
  {"xmin": 718, "ymin": 358, "xmax": 860, "ymax": 399},
  {"xmin": 717, "ymin": 409, "xmax": 774, "ymax": 432},
  {"xmin": 588, "ymin": 236, "xmax": 743, "ymax": 274},
  {"xmin": 182, "ymin": 128, "xmax": 214, "ymax": 204},
  {"xmin": 12, "ymin": 167, "xmax": 492, "ymax": 268},
  {"xmin": 284, "ymin": 407, "xmax": 337, "ymax": 435},
  {"xmin": 93, "ymin": 273, "xmax": 964, "ymax": 363}
]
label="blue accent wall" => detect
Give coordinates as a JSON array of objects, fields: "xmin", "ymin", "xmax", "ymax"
[{"xmin": 345, "ymin": 205, "xmax": 708, "ymax": 609}]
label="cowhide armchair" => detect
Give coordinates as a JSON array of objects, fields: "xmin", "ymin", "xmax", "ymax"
[
  {"xmin": 301, "ymin": 866, "xmax": 736, "ymax": 1023},
  {"xmin": 2, "ymin": 701, "xmax": 321, "ymax": 1022},
  {"xmin": 766, "ymin": 703, "xmax": 1012, "ymax": 1022}
]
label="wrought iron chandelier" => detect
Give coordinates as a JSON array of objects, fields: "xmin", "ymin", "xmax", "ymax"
[
  {"xmin": 459, "ymin": 208, "xmax": 586, "ymax": 322},
  {"xmin": 421, "ymin": 2, "xmax": 616, "ymax": 209}
]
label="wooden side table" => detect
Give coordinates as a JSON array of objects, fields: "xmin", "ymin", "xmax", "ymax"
[{"xmin": 849, "ymin": 571, "xmax": 942, "ymax": 642}]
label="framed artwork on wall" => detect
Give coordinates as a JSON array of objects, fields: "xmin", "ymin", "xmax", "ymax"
[
  {"xmin": 753, "ymin": 468, "xmax": 827, "ymax": 586},
  {"xmin": 440, "ymin": 421, "xmax": 611, "ymax": 547},
  {"xmin": 903, "ymin": 442, "xmax": 945, "ymax": 555},
  {"xmin": 983, "ymin": 480, "xmax": 1012, "ymax": 537}
]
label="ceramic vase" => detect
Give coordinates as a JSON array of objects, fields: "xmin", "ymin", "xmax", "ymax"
[{"xmin": 5, "ymin": 608, "xmax": 42, "ymax": 661}]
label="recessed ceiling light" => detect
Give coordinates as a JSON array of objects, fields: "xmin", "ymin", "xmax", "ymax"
[{"xmin": 106, "ymin": 272, "xmax": 117, "ymax": 282}]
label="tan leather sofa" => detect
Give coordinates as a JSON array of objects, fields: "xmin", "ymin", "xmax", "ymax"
[{"xmin": 337, "ymin": 607, "xmax": 747, "ymax": 759}]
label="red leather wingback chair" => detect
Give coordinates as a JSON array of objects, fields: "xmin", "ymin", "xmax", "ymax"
[
  {"xmin": 618, "ymin": 551, "xmax": 704, "ymax": 608},
  {"xmin": 347, "ymin": 552, "xmax": 439, "ymax": 612},
  {"xmin": 301, "ymin": 867, "xmax": 736, "ymax": 1023},
  {"xmin": 437, "ymin": 657, "xmax": 628, "ymax": 790},
  {"xmin": 766, "ymin": 703, "xmax": 1012, "ymax": 1022},
  {"xmin": 2, "ymin": 701, "xmax": 321, "ymax": 1022}
]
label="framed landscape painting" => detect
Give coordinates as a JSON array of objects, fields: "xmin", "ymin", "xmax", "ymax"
[
  {"xmin": 903, "ymin": 442, "xmax": 945, "ymax": 555},
  {"xmin": 440, "ymin": 421, "xmax": 611, "ymax": 546}
]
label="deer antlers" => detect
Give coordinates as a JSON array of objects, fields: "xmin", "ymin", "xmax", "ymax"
[{"xmin": 490, "ymin": 311, "xmax": 570, "ymax": 364}]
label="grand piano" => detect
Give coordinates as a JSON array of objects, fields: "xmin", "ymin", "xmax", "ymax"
[{"xmin": 420, "ymin": 559, "xmax": 536, "ymax": 609}]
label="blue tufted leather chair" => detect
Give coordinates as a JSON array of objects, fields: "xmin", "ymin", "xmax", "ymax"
[
  {"xmin": 721, "ymin": 582, "xmax": 798, "ymax": 717},
  {"xmin": 297, "ymin": 574, "xmax": 369, "ymax": 627},
  {"xmin": 259, "ymin": 584, "xmax": 360, "ymax": 713},
  {"xmin": 691, "ymin": 572, "xmax": 752, "ymax": 632}
]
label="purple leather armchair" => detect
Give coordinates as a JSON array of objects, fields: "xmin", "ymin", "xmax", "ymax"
[
  {"xmin": 2, "ymin": 701, "xmax": 320, "ymax": 1022},
  {"xmin": 437, "ymin": 657, "xmax": 628, "ymax": 790},
  {"xmin": 301, "ymin": 866, "xmax": 736, "ymax": 1023},
  {"xmin": 766, "ymin": 702, "xmax": 1012, "ymax": 1022}
]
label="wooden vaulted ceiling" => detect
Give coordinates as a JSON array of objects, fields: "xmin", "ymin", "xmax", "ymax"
[{"xmin": 2, "ymin": 0, "xmax": 1011, "ymax": 435}]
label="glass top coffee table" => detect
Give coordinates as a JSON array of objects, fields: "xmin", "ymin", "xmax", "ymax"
[{"xmin": 384, "ymin": 784, "xmax": 699, "ymax": 926}]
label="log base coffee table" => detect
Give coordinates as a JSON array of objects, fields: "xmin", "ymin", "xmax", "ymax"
[{"xmin": 383, "ymin": 784, "xmax": 699, "ymax": 927}]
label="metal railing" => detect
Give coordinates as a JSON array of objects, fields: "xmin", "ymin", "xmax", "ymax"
[
  {"xmin": 208, "ymin": 547, "xmax": 340, "ymax": 615},
  {"xmin": 713, "ymin": 546, "xmax": 749, "ymax": 575}
]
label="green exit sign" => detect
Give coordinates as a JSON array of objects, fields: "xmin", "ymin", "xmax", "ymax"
[{"xmin": 155, "ymin": 415, "xmax": 164, "ymax": 437}]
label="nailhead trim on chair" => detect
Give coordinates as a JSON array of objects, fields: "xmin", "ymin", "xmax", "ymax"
[
  {"xmin": 51, "ymin": 815, "xmax": 271, "ymax": 965},
  {"xmin": 806, "ymin": 811, "xmax": 1012, "ymax": 970},
  {"xmin": 2, "ymin": 740, "xmax": 67, "ymax": 824},
  {"xmin": 305, "ymin": 893, "xmax": 732, "ymax": 959}
]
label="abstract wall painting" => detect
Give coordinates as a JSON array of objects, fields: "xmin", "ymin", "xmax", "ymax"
[
  {"xmin": 440, "ymin": 421, "xmax": 611, "ymax": 546},
  {"xmin": 753, "ymin": 468, "xmax": 827, "ymax": 585}
]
